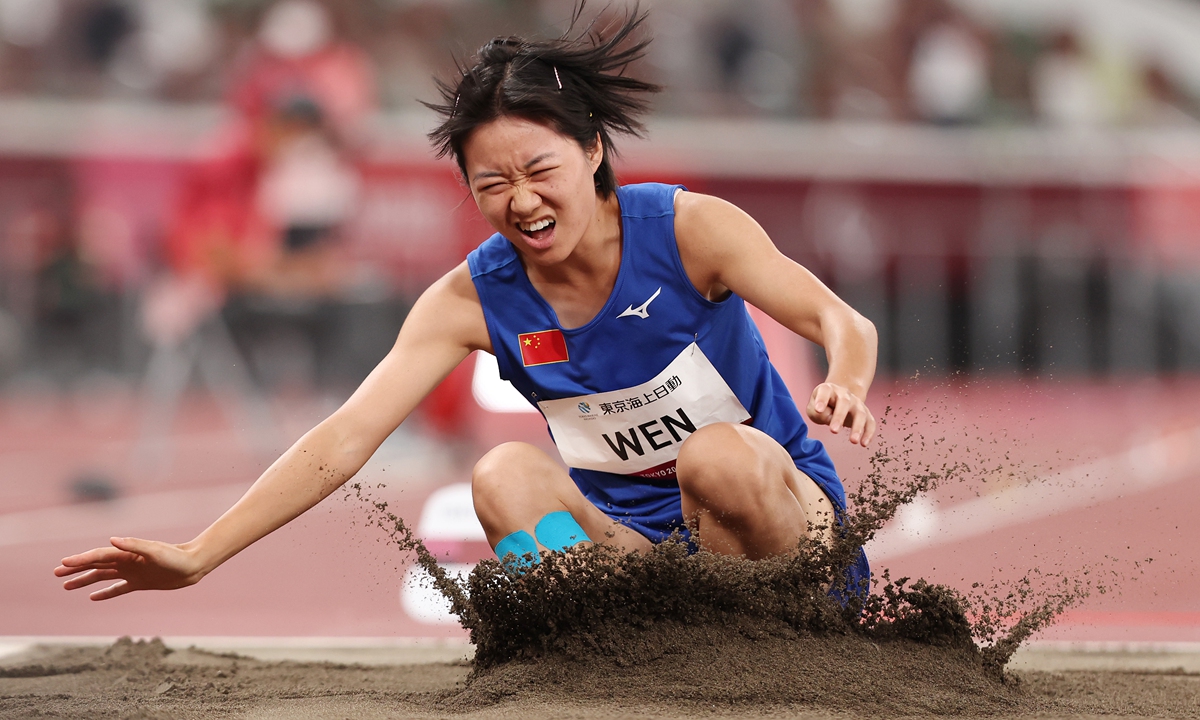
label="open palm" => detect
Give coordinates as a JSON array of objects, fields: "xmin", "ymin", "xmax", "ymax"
[{"xmin": 54, "ymin": 537, "xmax": 204, "ymax": 601}]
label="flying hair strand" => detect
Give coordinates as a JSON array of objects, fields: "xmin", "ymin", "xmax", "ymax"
[{"xmin": 424, "ymin": 2, "xmax": 661, "ymax": 198}]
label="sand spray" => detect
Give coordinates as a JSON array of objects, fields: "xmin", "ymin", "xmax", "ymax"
[{"xmin": 343, "ymin": 391, "xmax": 1133, "ymax": 686}]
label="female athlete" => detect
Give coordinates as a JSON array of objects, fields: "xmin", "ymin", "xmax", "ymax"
[{"xmin": 56, "ymin": 10, "xmax": 877, "ymax": 600}]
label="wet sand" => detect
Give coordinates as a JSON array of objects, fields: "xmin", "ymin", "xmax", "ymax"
[{"xmin": 2, "ymin": 637, "xmax": 1198, "ymax": 719}]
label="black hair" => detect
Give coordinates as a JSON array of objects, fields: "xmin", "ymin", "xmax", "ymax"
[{"xmin": 425, "ymin": 4, "xmax": 660, "ymax": 198}]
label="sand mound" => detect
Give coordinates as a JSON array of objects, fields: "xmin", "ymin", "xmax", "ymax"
[
  {"xmin": 426, "ymin": 539, "xmax": 1043, "ymax": 716},
  {"xmin": 448, "ymin": 624, "xmax": 1024, "ymax": 716}
]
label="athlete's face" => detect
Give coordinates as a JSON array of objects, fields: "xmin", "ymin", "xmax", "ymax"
[{"xmin": 462, "ymin": 116, "xmax": 605, "ymax": 266}]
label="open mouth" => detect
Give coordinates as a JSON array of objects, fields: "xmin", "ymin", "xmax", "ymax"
[{"xmin": 518, "ymin": 218, "xmax": 556, "ymax": 246}]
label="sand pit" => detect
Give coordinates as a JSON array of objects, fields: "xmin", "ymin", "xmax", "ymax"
[
  {"xmin": 17, "ymin": 398, "xmax": 1192, "ymax": 718},
  {"xmin": 2, "ymin": 636, "xmax": 1198, "ymax": 719}
]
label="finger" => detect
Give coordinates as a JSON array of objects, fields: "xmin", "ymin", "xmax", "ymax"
[
  {"xmin": 849, "ymin": 404, "xmax": 869, "ymax": 444},
  {"xmin": 63, "ymin": 568, "xmax": 122, "ymax": 590},
  {"xmin": 862, "ymin": 412, "xmax": 877, "ymax": 446},
  {"xmin": 60, "ymin": 547, "xmax": 135, "ymax": 568},
  {"xmin": 807, "ymin": 387, "xmax": 834, "ymax": 425},
  {"xmin": 54, "ymin": 562, "xmax": 119, "ymax": 578},
  {"xmin": 810, "ymin": 384, "xmax": 832, "ymax": 414},
  {"xmin": 109, "ymin": 537, "xmax": 154, "ymax": 555},
  {"xmin": 54, "ymin": 559, "xmax": 119, "ymax": 576},
  {"xmin": 828, "ymin": 394, "xmax": 852, "ymax": 434},
  {"xmin": 55, "ymin": 564, "xmax": 89, "ymax": 578},
  {"xmin": 90, "ymin": 580, "xmax": 134, "ymax": 602},
  {"xmin": 807, "ymin": 404, "xmax": 832, "ymax": 426}
]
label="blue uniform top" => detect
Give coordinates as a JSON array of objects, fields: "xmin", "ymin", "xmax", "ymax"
[{"xmin": 467, "ymin": 182, "xmax": 844, "ymax": 542}]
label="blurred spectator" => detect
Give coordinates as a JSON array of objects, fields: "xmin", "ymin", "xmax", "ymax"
[
  {"xmin": 711, "ymin": 13, "xmax": 758, "ymax": 96},
  {"xmin": 704, "ymin": 1, "xmax": 802, "ymax": 115},
  {"xmin": 1, "ymin": 0, "xmax": 1199, "ymax": 131},
  {"xmin": 0, "ymin": 0, "xmax": 61, "ymax": 48},
  {"xmin": 646, "ymin": 0, "xmax": 802, "ymax": 117},
  {"xmin": 134, "ymin": 0, "xmax": 375, "ymax": 470},
  {"xmin": 372, "ymin": 3, "xmax": 453, "ymax": 110},
  {"xmin": 109, "ymin": 0, "xmax": 218, "ymax": 95},
  {"xmin": 161, "ymin": 0, "xmax": 372, "ymax": 321},
  {"xmin": 822, "ymin": 0, "xmax": 904, "ymax": 120},
  {"xmin": 906, "ymin": 4, "xmax": 990, "ymax": 124},
  {"xmin": 55, "ymin": 0, "xmax": 217, "ymax": 97},
  {"xmin": 228, "ymin": 0, "xmax": 374, "ymax": 144},
  {"xmin": 1031, "ymin": 30, "xmax": 1109, "ymax": 127},
  {"xmin": 144, "ymin": 0, "xmax": 369, "ymax": 376},
  {"xmin": 987, "ymin": 27, "xmax": 1039, "ymax": 123},
  {"xmin": 36, "ymin": 231, "xmax": 99, "ymax": 331},
  {"xmin": 0, "ymin": 0, "xmax": 60, "ymax": 92},
  {"xmin": 0, "ymin": 201, "xmax": 118, "ymax": 379},
  {"xmin": 1136, "ymin": 61, "xmax": 1200, "ymax": 127},
  {"xmin": 80, "ymin": 0, "xmax": 132, "ymax": 69},
  {"xmin": 1, "ymin": 208, "xmax": 59, "ymax": 325},
  {"xmin": 249, "ymin": 95, "xmax": 362, "ymax": 297}
]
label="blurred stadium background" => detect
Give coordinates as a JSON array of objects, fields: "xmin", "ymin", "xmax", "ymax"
[{"xmin": 1, "ymin": 0, "xmax": 1198, "ymax": 648}]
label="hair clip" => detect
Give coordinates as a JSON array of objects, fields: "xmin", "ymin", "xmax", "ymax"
[
  {"xmin": 452, "ymin": 93, "xmax": 460, "ymax": 116},
  {"xmin": 553, "ymin": 66, "xmax": 563, "ymax": 90}
]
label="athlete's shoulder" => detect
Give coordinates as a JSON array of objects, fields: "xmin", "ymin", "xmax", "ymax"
[
  {"xmin": 672, "ymin": 191, "xmax": 773, "ymax": 301},
  {"xmin": 618, "ymin": 182, "xmax": 687, "ymax": 219},
  {"xmin": 672, "ymin": 189, "xmax": 741, "ymax": 224},
  {"xmin": 673, "ymin": 191, "xmax": 763, "ymax": 251},
  {"xmin": 467, "ymin": 232, "xmax": 518, "ymax": 278},
  {"xmin": 422, "ymin": 261, "xmax": 482, "ymax": 309},
  {"xmin": 409, "ymin": 261, "xmax": 491, "ymax": 353}
]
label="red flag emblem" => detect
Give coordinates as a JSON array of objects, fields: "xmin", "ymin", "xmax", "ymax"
[{"xmin": 519, "ymin": 329, "xmax": 569, "ymax": 367}]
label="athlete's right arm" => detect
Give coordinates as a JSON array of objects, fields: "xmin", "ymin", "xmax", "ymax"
[{"xmin": 54, "ymin": 263, "xmax": 491, "ymax": 601}]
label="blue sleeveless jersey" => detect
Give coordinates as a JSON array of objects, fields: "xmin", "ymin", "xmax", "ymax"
[{"xmin": 467, "ymin": 182, "xmax": 844, "ymax": 542}]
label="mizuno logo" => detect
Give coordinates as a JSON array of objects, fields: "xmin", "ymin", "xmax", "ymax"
[{"xmin": 618, "ymin": 287, "xmax": 662, "ymax": 320}]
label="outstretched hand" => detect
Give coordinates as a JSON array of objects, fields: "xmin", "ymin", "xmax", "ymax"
[
  {"xmin": 54, "ymin": 537, "xmax": 205, "ymax": 601},
  {"xmin": 806, "ymin": 382, "xmax": 876, "ymax": 447}
]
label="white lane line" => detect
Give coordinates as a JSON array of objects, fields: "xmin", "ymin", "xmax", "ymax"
[
  {"xmin": 866, "ymin": 424, "xmax": 1200, "ymax": 560},
  {"xmin": 0, "ymin": 484, "xmax": 247, "ymax": 548},
  {"xmin": 0, "ymin": 642, "xmax": 32, "ymax": 661}
]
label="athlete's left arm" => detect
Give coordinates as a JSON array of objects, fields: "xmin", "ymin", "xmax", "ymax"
[{"xmin": 674, "ymin": 191, "xmax": 878, "ymax": 446}]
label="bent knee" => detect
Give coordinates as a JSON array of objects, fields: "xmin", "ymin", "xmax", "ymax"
[
  {"xmin": 473, "ymin": 442, "xmax": 540, "ymax": 482},
  {"xmin": 471, "ymin": 442, "xmax": 575, "ymax": 525},
  {"xmin": 676, "ymin": 423, "xmax": 747, "ymax": 468},
  {"xmin": 472, "ymin": 442, "xmax": 544, "ymax": 503},
  {"xmin": 676, "ymin": 424, "xmax": 770, "ymax": 502}
]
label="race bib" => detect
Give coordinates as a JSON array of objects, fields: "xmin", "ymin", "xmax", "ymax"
[{"xmin": 538, "ymin": 343, "xmax": 750, "ymax": 479}]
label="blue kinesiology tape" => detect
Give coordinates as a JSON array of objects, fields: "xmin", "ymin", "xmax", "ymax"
[
  {"xmin": 534, "ymin": 511, "xmax": 591, "ymax": 552},
  {"xmin": 494, "ymin": 529, "xmax": 540, "ymax": 572}
]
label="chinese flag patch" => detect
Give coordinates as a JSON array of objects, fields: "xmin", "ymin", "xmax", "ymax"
[{"xmin": 519, "ymin": 329, "xmax": 569, "ymax": 367}]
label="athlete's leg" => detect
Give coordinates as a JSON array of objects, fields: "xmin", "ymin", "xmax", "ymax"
[
  {"xmin": 472, "ymin": 441, "xmax": 653, "ymax": 555},
  {"xmin": 675, "ymin": 423, "xmax": 835, "ymax": 560}
]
